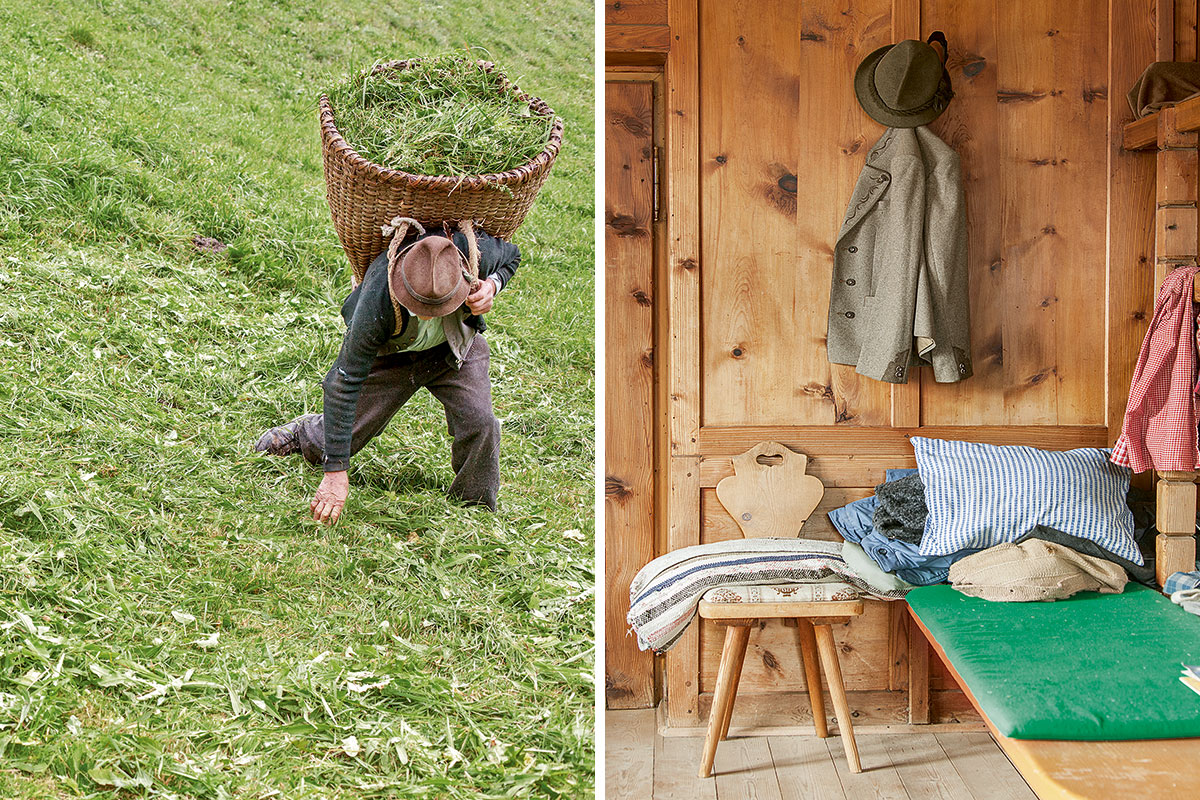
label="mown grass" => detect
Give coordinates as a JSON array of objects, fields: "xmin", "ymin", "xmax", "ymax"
[
  {"xmin": 0, "ymin": 1, "xmax": 594, "ymax": 797},
  {"xmin": 326, "ymin": 52, "xmax": 556, "ymax": 177}
]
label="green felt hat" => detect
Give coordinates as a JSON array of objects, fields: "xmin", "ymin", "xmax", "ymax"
[{"xmin": 854, "ymin": 32, "xmax": 954, "ymax": 128}]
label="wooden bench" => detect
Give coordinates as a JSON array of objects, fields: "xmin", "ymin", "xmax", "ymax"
[{"xmin": 907, "ymin": 601, "xmax": 1200, "ymax": 800}]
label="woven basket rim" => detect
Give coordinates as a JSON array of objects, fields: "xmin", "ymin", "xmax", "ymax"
[{"xmin": 318, "ymin": 57, "xmax": 563, "ymax": 190}]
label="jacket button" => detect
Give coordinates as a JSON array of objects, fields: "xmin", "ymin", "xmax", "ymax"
[
  {"xmin": 847, "ymin": 246, "xmax": 858, "ymax": 253},
  {"xmin": 844, "ymin": 311, "xmax": 855, "ymax": 319},
  {"xmin": 846, "ymin": 278, "xmax": 856, "ymax": 286},
  {"xmin": 894, "ymin": 366, "xmax": 905, "ymax": 378},
  {"xmin": 959, "ymin": 363, "xmax": 968, "ymax": 374}
]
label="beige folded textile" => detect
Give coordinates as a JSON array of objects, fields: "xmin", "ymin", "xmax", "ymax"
[
  {"xmin": 700, "ymin": 582, "xmax": 859, "ymax": 604},
  {"xmin": 949, "ymin": 540, "xmax": 1127, "ymax": 602},
  {"xmin": 1128, "ymin": 61, "xmax": 1200, "ymax": 117}
]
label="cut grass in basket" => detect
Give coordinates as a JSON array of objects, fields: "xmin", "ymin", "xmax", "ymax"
[{"xmin": 326, "ymin": 52, "xmax": 555, "ymax": 178}]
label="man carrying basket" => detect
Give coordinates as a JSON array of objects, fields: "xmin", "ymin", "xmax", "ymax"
[{"xmin": 255, "ymin": 217, "xmax": 519, "ymax": 524}]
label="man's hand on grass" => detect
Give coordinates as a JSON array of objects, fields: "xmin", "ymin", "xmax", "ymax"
[
  {"xmin": 465, "ymin": 278, "xmax": 496, "ymax": 315},
  {"xmin": 311, "ymin": 470, "xmax": 349, "ymax": 525}
]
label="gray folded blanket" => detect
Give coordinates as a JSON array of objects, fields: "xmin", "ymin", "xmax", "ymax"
[{"xmin": 873, "ymin": 473, "xmax": 926, "ymax": 544}]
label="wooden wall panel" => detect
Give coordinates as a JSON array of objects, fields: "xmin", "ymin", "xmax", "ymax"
[
  {"xmin": 652, "ymin": 0, "xmax": 1160, "ymax": 728},
  {"xmin": 918, "ymin": 0, "xmax": 1109, "ymax": 425},
  {"xmin": 1109, "ymin": 1, "xmax": 1158, "ymax": 441},
  {"xmin": 699, "ymin": 0, "xmax": 894, "ymax": 427},
  {"xmin": 1176, "ymin": 0, "xmax": 1198, "ymax": 59},
  {"xmin": 605, "ymin": 81, "xmax": 657, "ymax": 709},
  {"xmin": 664, "ymin": 0, "xmax": 703, "ymax": 728},
  {"xmin": 606, "ymin": 0, "xmax": 668, "ymax": 26},
  {"xmin": 919, "ymin": 1, "xmax": 1006, "ymax": 424}
]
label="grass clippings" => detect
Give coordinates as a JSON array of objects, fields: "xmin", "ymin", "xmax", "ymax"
[
  {"xmin": 0, "ymin": 1, "xmax": 594, "ymax": 798},
  {"xmin": 325, "ymin": 52, "xmax": 556, "ymax": 178}
]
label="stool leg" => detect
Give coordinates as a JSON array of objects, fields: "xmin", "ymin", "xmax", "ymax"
[
  {"xmin": 698, "ymin": 623, "xmax": 751, "ymax": 778},
  {"xmin": 795, "ymin": 618, "xmax": 828, "ymax": 738},
  {"xmin": 813, "ymin": 623, "xmax": 861, "ymax": 774},
  {"xmin": 718, "ymin": 625, "xmax": 751, "ymax": 741}
]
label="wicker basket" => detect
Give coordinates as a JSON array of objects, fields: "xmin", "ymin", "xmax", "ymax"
[{"xmin": 319, "ymin": 59, "xmax": 563, "ymax": 279}]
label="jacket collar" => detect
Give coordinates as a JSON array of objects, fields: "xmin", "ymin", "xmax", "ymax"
[{"xmin": 836, "ymin": 129, "xmax": 903, "ymax": 241}]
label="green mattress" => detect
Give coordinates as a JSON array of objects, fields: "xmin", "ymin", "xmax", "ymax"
[{"xmin": 907, "ymin": 583, "xmax": 1200, "ymax": 740}]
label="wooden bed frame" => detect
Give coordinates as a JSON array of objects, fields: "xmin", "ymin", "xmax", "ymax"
[
  {"xmin": 1123, "ymin": 96, "xmax": 1200, "ymax": 587},
  {"xmin": 895, "ymin": 101, "xmax": 1200, "ymax": 800},
  {"xmin": 907, "ymin": 608, "xmax": 1200, "ymax": 799}
]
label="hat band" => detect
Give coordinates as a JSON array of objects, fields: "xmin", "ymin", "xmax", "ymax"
[{"xmin": 879, "ymin": 78, "xmax": 954, "ymax": 116}]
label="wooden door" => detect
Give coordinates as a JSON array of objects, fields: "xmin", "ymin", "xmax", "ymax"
[{"xmin": 605, "ymin": 78, "xmax": 657, "ymax": 708}]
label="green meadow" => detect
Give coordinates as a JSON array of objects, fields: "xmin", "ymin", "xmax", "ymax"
[{"xmin": 0, "ymin": 1, "xmax": 594, "ymax": 797}]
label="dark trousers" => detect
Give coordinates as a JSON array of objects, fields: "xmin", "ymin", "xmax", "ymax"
[{"xmin": 296, "ymin": 337, "xmax": 500, "ymax": 511}]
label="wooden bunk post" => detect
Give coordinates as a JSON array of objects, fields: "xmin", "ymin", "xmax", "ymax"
[
  {"xmin": 1157, "ymin": 472, "xmax": 1198, "ymax": 586},
  {"xmin": 1153, "ymin": 107, "xmax": 1199, "ymax": 587}
]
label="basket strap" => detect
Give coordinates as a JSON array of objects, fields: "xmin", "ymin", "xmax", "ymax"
[
  {"xmin": 456, "ymin": 219, "xmax": 481, "ymax": 289},
  {"xmin": 383, "ymin": 216, "xmax": 425, "ymax": 269}
]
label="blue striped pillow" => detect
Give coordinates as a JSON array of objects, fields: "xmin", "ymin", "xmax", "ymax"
[{"xmin": 912, "ymin": 437, "xmax": 1142, "ymax": 566}]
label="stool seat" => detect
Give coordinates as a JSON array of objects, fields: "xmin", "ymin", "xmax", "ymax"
[
  {"xmin": 696, "ymin": 593, "xmax": 865, "ymax": 778},
  {"xmin": 700, "ymin": 582, "xmax": 860, "ymax": 604}
]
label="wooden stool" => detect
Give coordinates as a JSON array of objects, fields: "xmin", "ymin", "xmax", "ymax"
[{"xmin": 696, "ymin": 597, "xmax": 865, "ymax": 778}]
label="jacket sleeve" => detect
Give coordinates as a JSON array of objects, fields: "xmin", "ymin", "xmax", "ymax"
[
  {"xmin": 321, "ymin": 257, "xmax": 395, "ymax": 472},
  {"xmin": 914, "ymin": 153, "xmax": 972, "ymax": 382},
  {"xmin": 854, "ymin": 153, "xmax": 925, "ymax": 384},
  {"xmin": 473, "ymin": 231, "xmax": 521, "ymax": 291}
]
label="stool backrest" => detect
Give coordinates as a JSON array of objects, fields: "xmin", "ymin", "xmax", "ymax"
[{"xmin": 715, "ymin": 441, "xmax": 825, "ymax": 538}]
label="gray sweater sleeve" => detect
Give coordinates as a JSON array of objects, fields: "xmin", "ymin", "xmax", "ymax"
[{"xmin": 321, "ymin": 255, "xmax": 397, "ymax": 472}]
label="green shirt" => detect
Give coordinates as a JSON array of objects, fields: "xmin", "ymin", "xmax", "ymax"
[{"xmin": 401, "ymin": 314, "xmax": 449, "ymax": 352}]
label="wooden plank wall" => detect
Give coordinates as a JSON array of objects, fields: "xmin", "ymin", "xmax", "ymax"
[
  {"xmin": 690, "ymin": 0, "xmax": 1119, "ymax": 716},
  {"xmin": 606, "ymin": 0, "xmax": 1182, "ymax": 724},
  {"xmin": 605, "ymin": 80, "xmax": 658, "ymax": 709}
]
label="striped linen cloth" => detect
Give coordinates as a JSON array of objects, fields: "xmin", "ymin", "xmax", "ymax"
[
  {"xmin": 912, "ymin": 437, "xmax": 1142, "ymax": 565},
  {"xmin": 626, "ymin": 538, "xmax": 909, "ymax": 654}
]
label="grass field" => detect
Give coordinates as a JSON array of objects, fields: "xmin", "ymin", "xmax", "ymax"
[{"xmin": 0, "ymin": 1, "xmax": 594, "ymax": 797}]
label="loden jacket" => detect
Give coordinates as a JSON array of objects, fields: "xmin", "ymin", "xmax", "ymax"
[{"xmin": 826, "ymin": 126, "xmax": 972, "ymax": 384}]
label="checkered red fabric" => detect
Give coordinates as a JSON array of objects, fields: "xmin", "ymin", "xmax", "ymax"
[{"xmin": 1112, "ymin": 265, "xmax": 1200, "ymax": 473}]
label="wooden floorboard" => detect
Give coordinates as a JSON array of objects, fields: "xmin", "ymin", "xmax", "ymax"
[
  {"xmin": 936, "ymin": 732, "xmax": 1038, "ymax": 800},
  {"xmin": 606, "ymin": 708, "xmax": 656, "ymax": 799},
  {"xmin": 884, "ymin": 733, "xmax": 973, "ymax": 800},
  {"xmin": 827, "ymin": 735, "xmax": 908, "ymax": 800},
  {"xmin": 607, "ymin": 709, "xmax": 1036, "ymax": 800},
  {"xmin": 653, "ymin": 733, "xmax": 717, "ymax": 800},
  {"xmin": 712, "ymin": 737, "xmax": 784, "ymax": 800},
  {"xmin": 767, "ymin": 736, "xmax": 846, "ymax": 800}
]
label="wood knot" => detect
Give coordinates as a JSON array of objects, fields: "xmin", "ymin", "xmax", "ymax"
[
  {"xmin": 631, "ymin": 289, "xmax": 652, "ymax": 307},
  {"xmin": 777, "ymin": 174, "xmax": 797, "ymax": 194},
  {"xmin": 605, "ymin": 477, "xmax": 633, "ymax": 500},
  {"xmin": 731, "ymin": 346, "xmax": 745, "ymax": 358},
  {"xmin": 962, "ymin": 56, "xmax": 986, "ymax": 78},
  {"xmin": 607, "ymin": 213, "xmax": 648, "ymax": 238},
  {"xmin": 715, "ymin": 154, "xmax": 727, "ymax": 164}
]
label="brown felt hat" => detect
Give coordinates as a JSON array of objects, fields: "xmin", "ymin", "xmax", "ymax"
[
  {"xmin": 854, "ymin": 33, "xmax": 954, "ymax": 128},
  {"xmin": 388, "ymin": 235, "xmax": 470, "ymax": 318}
]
